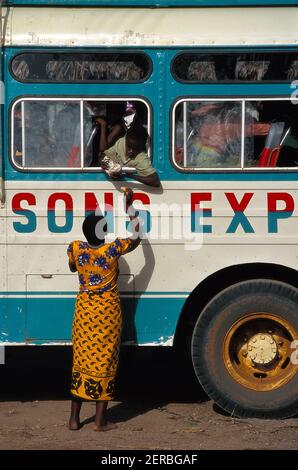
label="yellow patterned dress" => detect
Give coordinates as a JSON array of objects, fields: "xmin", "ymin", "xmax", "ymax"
[{"xmin": 67, "ymin": 238, "xmax": 133, "ymax": 401}]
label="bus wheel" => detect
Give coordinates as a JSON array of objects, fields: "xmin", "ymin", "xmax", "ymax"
[{"xmin": 191, "ymin": 279, "xmax": 298, "ymax": 419}]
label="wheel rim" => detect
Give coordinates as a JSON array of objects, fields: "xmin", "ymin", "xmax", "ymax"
[{"xmin": 223, "ymin": 313, "xmax": 298, "ymax": 391}]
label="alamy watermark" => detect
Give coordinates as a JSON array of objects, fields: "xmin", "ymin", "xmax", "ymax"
[{"xmin": 94, "ymin": 197, "xmax": 205, "ymax": 251}]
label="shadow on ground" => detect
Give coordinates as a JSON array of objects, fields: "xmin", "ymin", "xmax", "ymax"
[{"xmin": 0, "ymin": 346, "xmax": 208, "ymax": 411}]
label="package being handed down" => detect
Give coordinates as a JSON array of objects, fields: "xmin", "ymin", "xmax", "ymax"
[{"xmin": 101, "ymin": 155, "xmax": 122, "ymax": 177}]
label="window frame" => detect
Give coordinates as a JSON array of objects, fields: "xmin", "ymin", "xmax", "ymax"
[
  {"xmin": 171, "ymin": 50, "xmax": 298, "ymax": 84},
  {"xmin": 10, "ymin": 96, "xmax": 152, "ymax": 173},
  {"xmin": 171, "ymin": 96, "xmax": 298, "ymax": 173},
  {"xmin": 10, "ymin": 51, "xmax": 153, "ymax": 84}
]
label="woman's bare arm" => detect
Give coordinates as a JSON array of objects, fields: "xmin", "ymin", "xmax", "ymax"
[{"xmin": 122, "ymin": 187, "xmax": 142, "ymax": 250}]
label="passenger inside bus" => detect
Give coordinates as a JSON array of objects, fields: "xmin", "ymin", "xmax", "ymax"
[
  {"xmin": 82, "ymin": 100, "xmax": 160, "ymax": 187},
  {"xmin": 174, "ymin": 98, "xmax": 298, "ymax": 169},
  {"xmin": 174, "ymin": 101, "xmax": 273, "ymax": 168},
  {"xmin": 187, "ymin": 101, "xmax": 244, "ymax": 167},
  {"xmin": 99, "ymin": 125, "xmax": 160, "ymax": 187},
  {"xmin": 95, "ymin": 101, "xmax": 139, "ymax": 153},
  {"xmin": 185, "ymin": 101, "xmax": 270, "ymax": 168}
]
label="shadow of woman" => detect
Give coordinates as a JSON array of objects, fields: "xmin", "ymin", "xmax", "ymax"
[
  {"xmin": 80, "ymin": 398, "xmax": 167, "ymax": 427},
  {"xmin": 118, "ymin": 238, "xmax": 155, "ymax": 345}
]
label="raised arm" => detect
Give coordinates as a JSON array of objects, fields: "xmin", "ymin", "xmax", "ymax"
[
  {"xmin": 96, "ymin": 118, "xmax": 125, "ymax": 153},
  {"xmin": 95, "ymin": 117, "xmax": 109, "ymax": 152},
  {"xmin": 122, "ymin": 187, "xmax": 142, "ymax": 251}
]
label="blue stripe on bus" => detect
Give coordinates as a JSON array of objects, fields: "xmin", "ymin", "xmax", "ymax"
[
  {"xmin": 0, "ymin": 296, "xmax": 184, "ymax": 344},
  {"xmin": 5, "ymin": 173, "xmax": 298, "ymax": 182}
]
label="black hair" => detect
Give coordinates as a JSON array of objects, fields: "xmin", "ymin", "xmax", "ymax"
[
  {"xmin": 82, "ymin": 213, "xmax": 107, "ymax": 246},
  {"xmin": 126, "ymin": 125, "xmax": 148, "ymax": 151}
]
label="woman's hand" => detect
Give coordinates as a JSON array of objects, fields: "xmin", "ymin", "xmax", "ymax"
[
  {"xmin": 121, "ymin": 186, "xmax": 133, "ymax": 209},
  {"xmin": 121, "ymin": 187, "xmax": 141, "ymax": 247}
]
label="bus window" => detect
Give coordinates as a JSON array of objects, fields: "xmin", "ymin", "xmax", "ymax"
[
  {"xmin": 13, "ymin": 100, "xmax": 81, "ymax": 169},
  {"xmin": 244, "ymin": 100, "xmax": 298, "ymax": 168},
  {"xmin": 11, "ymin": 52, "xmax": 151, "ymax": 83},
  {"xmin": 173, "ymin": 100, "xmax": 242, "ymax": 169},
  {"xmin": 173, "ymin": 99, "xmax": 298, "ymax": 170},
  {"xmin": 11, "ymin": 98, "xmax": 150, "ymax": 171},
  {"xmin": 172, "ymin": 52, "xmax": 298, "ymax": 83}
]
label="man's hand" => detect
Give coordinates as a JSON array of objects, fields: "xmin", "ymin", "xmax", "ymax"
[
  {"xmin": 95, "ymin": 117, "xmax": 107, "ymax": 127},
  {"xmin": 101, "ymin": 158, "xmax": 109, "ymax": 170},
  {"xmin": 101, "ymin": 156, "xmax": 122, "ymax": 177}
]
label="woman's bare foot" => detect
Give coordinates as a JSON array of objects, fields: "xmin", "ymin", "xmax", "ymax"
[
  {"xmin": 69, "ymin": 398, "xmax": 82, "ymax": 430},
  {"xmin": 68, "ymin": 419, "xmax": 80, "ymax": 431},
  {"xmin": 93, "ymin": 422, "xmax": 117, "ymax": 432}
]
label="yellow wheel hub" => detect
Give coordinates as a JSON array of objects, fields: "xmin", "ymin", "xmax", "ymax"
[
  {"xmin": 223, "ymin": 313, "xmax": 298, "ymax": 391},
  {"xmin": 246, "ymin": 333, "xmax": 277, "ymax": 365}
]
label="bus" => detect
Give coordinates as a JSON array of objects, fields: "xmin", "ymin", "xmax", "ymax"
[{"xmin": 1, "ymin": 0, "xmax": 298, "ymax": 419}]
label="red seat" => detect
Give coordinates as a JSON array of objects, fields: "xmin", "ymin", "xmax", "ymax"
[
  {"xmin": 258, "ymin": 122, "xmax": 285, "ymax": 167},
  {"xmin": 258, "ymin": 146, "xmax": 281, "ymax": 167}
]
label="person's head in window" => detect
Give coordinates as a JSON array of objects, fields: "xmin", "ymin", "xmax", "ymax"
[
  {"xmin": 102, "ymin": 123, "xmax": 160, "ymax": 187},
  {"xmin": 125, "ymin": 125, "xmax": 147, "ymax": 159}
]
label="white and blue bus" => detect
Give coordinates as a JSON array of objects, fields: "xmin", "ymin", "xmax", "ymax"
[{"xmin": 1, "ymin": 0, "xmax": 298, "ymax": 418}]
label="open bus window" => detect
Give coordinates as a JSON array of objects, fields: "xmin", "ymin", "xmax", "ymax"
[
  {"xmin": 12, "ymin": 98, "xmax": 150, "ymax": 171},
  {"xmin": 174, "ymin": 100, "xmax": 242, "ymax": 169},
  {"xmin": 244, "ymin": 100, "xmax": 298, "ymax": 168},
  {"xmin": 172, "ymin": 52, "xmax": 298, "ymax": 83},
  {"xmin": 173, "ymin": 99, "xmax": 298, "ymax": 170},
  {"xmin": 11, "ymin": 53, "xmax": 151, "ymax": 83}
]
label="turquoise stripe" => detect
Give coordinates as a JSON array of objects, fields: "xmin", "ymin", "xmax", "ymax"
[
  {"xmin": 5, "ymin": 172, "xmax": 298, "ymax": 182},
  {"xmin": 0, "ymin": 296, "xmax": 185, "ymax": 344}
]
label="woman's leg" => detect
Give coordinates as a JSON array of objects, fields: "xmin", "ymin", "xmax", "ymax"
[
  {"xmin": 69, "ymin": 397, "xmax": 82, "ymax": 430},
  {"xmin": 94, "ymin": 401, "xmax": 107, "ymax": 430},
  {"xmin": 94, "ymin": 401, "xmax": 117, "ymax": 431}
]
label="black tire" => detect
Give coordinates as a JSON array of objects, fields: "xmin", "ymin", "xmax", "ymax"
[{"xmin": 191, "ymin": 279, "xmax": 298, "ymax": 419}]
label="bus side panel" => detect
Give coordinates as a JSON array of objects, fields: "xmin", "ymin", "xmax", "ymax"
[{"xmin": 0, "ymin": 201, "xmax": 10, "ymax": 342}]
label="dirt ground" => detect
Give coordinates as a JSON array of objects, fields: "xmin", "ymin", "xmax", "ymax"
[{"xmin": 0, "ymin": 346, "xmax": 298, "ymax": 450}]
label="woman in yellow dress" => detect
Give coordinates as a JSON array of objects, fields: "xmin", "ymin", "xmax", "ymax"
[{"xmin": 67, "ymin": 188, "xmax": 140, "ymax": 431}]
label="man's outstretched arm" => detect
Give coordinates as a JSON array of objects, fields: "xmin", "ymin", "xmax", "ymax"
[{"xmin": 125, "ymin": 171, "xmax": 161, "ymax": 188}]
